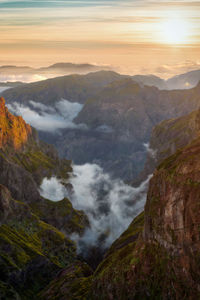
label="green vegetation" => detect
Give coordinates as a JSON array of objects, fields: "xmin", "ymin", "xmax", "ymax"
[{"xmin": 0, "ymin": 194, "xmax": 77, "ymax": 299}]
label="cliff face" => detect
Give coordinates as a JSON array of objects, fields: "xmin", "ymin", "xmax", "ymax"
[
  {"xmin": 88, "ymin": 136, "xmax": 200, "ymax": 300},
  {"xmin": 0, "ymin": 99, "xmax": 90, "ymax": 299},
  {"xmin": 0, "ymin": 97, "xmax": 32, "ymax": 150},
  {"xmin": 136, "ymin": 108, "xmax": 200, "ymax": 185}
]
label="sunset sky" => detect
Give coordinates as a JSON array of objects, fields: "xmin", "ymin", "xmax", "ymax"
[{"xmin": 0, "ymin": 0, "xmax": 200, "ymax": 77}]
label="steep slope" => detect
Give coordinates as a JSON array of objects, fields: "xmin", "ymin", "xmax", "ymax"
[
  {"xmin": 0, "ymin": 98, "xmax": 91, "ymax": 299},
  {"xmin": 0, "ymin": 97, "xmax": 89, "ymax": 233},
  {"xmin": 88, "ymin": 135, "xmax": 200, "ymax": 299},
  {"xmin": 137, "ymin": 108, "xmax": 200, "ymax": 184},
  {"xmin": 0, "ymin": 96, "xmax": 31, "ymax": 150},
  {"xmin": 0, "ymin": 184, "xmax": 78, "ymax": 299}
]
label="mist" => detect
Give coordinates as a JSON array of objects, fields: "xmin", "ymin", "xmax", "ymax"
[
  {"xmin": 0, "ymin": 87, "xmax": 11, "ymax": 93},
  {"xmin": 39, "ymin": 163, "xmax": 152, "ymax": 253},
  {"xmin": 7, "ymin": 99, "xmax": 86, "ymax": 132},
  {"xmin": 143, "ymin": 142, "xmax": 157, "ymax": 160}
]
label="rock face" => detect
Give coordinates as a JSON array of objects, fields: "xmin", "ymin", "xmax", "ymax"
[
  {"xmin": 0, "ymin": 97, "xmax": 32, "ymax": 150},
  {"xmin": 88, "ymin": 136, "xmax": 200, "ymax": 299},
  {"xmin": 0, "ymin": 99, "xmax": 90, "ymax": 299},
  {"xmin": 137, "ymin": 108, "xmax": 200, "ymax": 184}
]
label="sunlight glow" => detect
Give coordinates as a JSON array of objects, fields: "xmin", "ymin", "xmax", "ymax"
[{"xmin": 161, "ymin": 17, "xmax": 189, "ymax": 45}]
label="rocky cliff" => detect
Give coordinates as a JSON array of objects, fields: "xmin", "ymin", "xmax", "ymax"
[
  {"xmin": 0, "ymin": 99, "xmax": 90, "ymax": 299},
  {"xmin": 137, "ymin": 108, "xmax": 200, "ymax": 185},
  {"xmin": 0, "ymin": 97, "xmax": 31, "ymax": 150},
  {"xmin": 88, "ymin": 135, "xmax": 200, "ymax": 299}
]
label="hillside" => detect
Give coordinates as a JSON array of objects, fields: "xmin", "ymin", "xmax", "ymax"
[
  {"xmin": 0, "ymin": 98, "xmax": 90, "ymax": 299},
  {"xmin": 57, "ymin": 131, "xmax": 200, "ymax": 300}
]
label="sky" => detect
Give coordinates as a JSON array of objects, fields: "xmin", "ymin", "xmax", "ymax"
[{"xmin": 0, "ymin": 0, "xmax": 200, "ymax": 77}]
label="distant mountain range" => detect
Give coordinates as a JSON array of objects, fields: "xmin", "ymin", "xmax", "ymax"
[{"xmin": 0, "ymin": 62, "xmax": 200, "ymax": 89}]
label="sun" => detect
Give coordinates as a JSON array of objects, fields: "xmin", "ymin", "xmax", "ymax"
[{"xmin": 161, "ymin": 18, "xmax": 189, "ymax": 45}]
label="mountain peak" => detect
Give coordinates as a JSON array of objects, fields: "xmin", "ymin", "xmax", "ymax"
[{"xmin": 0, "ymin": 97, "xmax": 32, "ymax": 150}]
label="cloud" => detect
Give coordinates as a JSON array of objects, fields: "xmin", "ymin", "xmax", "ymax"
[
  {"xmin": 39, "ymin": 163, "xmax": 152, "ymax": 254},
  {"xmin": 7, "ymin": 99, "xmax": 86, "ymax": 132},
  {"xmin": 39, "ymin": 177, "xmax": 67, "ymax": 201},
  {"xmin": 143, "ymin": 143, "xmax": 157, "ymax": 160},
  {"xmin": 0, "ymin": 86, "xmax": 11, "ymax": 93},
  {"xmin": 154, "ymin": 60, "xmax": 200, "ymax": 78},
  {"xmin": 0, "ymin": 74, "xmax": 47, "ymax": 83}
]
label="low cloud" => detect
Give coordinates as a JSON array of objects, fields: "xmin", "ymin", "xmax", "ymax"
[
  {"xmin": 0, "ymin": 74, "xmax": 47, "ymax": 83},
  {"xmin": 143, "ymin": 143, "xmax": 157, "ymax": 160},
  {"xmin": 0, "ymin": 86, "xmax": 11, "ymax": 93},
  {"xmin": 39, "ymin": 177, "xmax": 67, "ymax": 201},
  {"xmin": 39, "ymin": 163, "xmax": 152, "ymax": 253},
  {"xmin": 7, "ymin": 99, "xmax": 86, "ymax": 133},
  {"xmin": 154, "ymin": 60, "xmax": 200, "ymax": 79}
]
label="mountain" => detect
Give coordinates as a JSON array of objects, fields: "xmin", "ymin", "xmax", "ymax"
[
  {"xmin": 3, "ymin": 74, "xmax": 200, "ymax": 181},
  {"xmin": 39, "ymin": 62, "xmax": 111, "ymax": 73},
  {"xmin": 136, "ymin": 107, "xmax": 200, "ymax": 185},
  {"xmin": 88, "ymin": 135, "xmax": 200, "ymax": 299},
  {"xmin": 132, "ymin": 74, "xmax": 167, "ymax": 89},
  {"xmin": 44, "ymin": 128, "xmax": 200, "ymax": 299},
  {"xmin": 0, "ymin": 97, "xmax": 90, "ymax": 298},
  {"xmin": 71, "ymin": 79, "xmax": 200, "ymax": 179},
  {"xmin": 2, "ymin": 71, "xmax": 125, "ymax": 105},
  {"xmin": 166, "ymin": 69, "xmax": 200, "ymax": 90},
  {"xmin": 0, "ymin": 63, "xmax": 113, "ymax": 83}
]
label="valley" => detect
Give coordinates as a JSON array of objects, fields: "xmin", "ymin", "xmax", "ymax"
[{"xmin": 0, "ymin": 66, "xmax": 200, "ymax": 299}]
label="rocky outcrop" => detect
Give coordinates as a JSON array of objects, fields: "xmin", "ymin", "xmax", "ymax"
[
  {"xmin": 0, "ymin": 97, "xmax": 32, "ymax": 150},
  {"xmin": 0, "ymin": 99, "xmax": 91, "ymax": 299},
  {"xmin": 30, "ymin": 198, "xmax": 89, "ymax": 236},
  {"xmin": 88, "ymin": 135, "xmax": 200, "ymax": 299}
]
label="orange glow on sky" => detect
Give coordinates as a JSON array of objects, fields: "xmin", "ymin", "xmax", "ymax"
[{"xmin": 0, "ymin": 0, "xmax": 199, "ymax": 77}]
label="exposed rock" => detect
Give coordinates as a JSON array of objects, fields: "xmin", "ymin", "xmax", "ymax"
[
  {"xmin": 0, "ymin": 97, "xmax": 32, "ymax": 150},
  {"xmin": 137, "ymin": 108, "xmax": 200, "ymax": 184},
  {"xmin": 0, "ymin": 99, "xmax": 91, "ymax": 299},
  {"xmin": 89, "ymin": 136, "xmax": 200, "ymax": 299}
]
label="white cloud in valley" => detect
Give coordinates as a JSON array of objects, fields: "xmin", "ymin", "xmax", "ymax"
[
  {"xmin": 7, "ymin": 99, "xmax": 86, "ymax": 132},
  {"xmin": 39, "ymin": 163, "xmax": 152, "ymax": 252}
]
